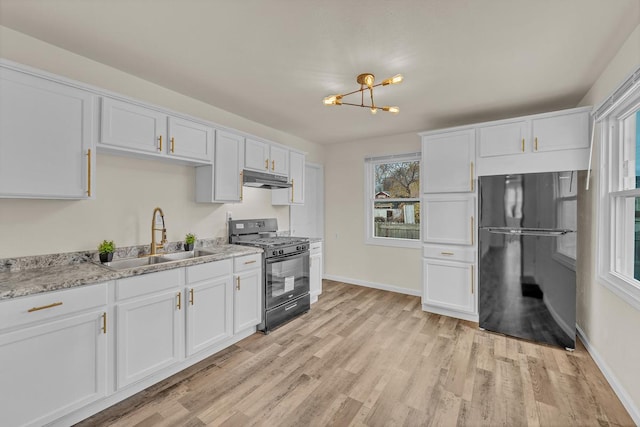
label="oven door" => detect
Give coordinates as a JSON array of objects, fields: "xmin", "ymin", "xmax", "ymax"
[{"xmin": 265, "ymin": 251, "xmax": 310, "ymax": 310}]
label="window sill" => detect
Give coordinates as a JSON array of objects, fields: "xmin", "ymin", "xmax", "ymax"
[
  {"xmin": 599, "ymin": 270, "xmax": 640, "ymax": 311},
  {"xmin": 365, "ymin": 236, "xmax": 421, "ymax": 249}
]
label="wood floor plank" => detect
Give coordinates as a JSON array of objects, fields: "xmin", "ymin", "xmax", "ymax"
[{"xmin": 75, "ymin": 280, "xmax": 635, "ymax": 427}]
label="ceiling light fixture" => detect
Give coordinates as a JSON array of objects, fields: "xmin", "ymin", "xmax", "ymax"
[{"xmin": 323, "ymin": 73, "xmax": 403, "ymax": 114}]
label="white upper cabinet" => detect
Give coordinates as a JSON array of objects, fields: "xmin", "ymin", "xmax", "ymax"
[
  {"xmin": 167, "ymin": 116, "xmax": 213, "ymax": 161},
  {"xmin": 100, "ymin": 97, "xmax": 212, "ymax": 164},
  {"xmin": 245, "ymin": 138, "xmax": 290, "ymax": 176},
  {"xmin": 245, "ymin": 138, "xmax": 270, "ymax": 172},
  {"xmin": 422, "ymin": 129, "xmax": 475, "ymax": 193},
  {"xmin": 0, "ymin": 64, "xmax": 94, "ymax": 199},
  {"xmin": 272, "ymin": 150, "xmax": 305, "ymax": 206},
  {"xmin": 269, "ymin": 144, "xmax": 289, "ymax": 175},
  {"xmin": 423, "ymin": 194, "xmax": 475, "ymax": 246},
  {"xmin": 478, "ymin": 120, "xmax": 529, "ymax": 157},
  {"xmin": 475, "ymin": 107, "xmax": 591, "ymax": 175},
  {"xmin": 196, "ymin": 130, "xmax": 244, "ymax": 203}
]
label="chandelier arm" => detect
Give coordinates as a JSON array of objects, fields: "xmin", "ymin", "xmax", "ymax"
[{"xmin": 340, "ymin": 102, "xmax": 379, "ymax": 109}]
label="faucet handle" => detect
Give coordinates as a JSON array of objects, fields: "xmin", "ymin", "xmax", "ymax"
[{"xmin": 161, "ymin": 228, "xmax": 168, "ymax": 244}]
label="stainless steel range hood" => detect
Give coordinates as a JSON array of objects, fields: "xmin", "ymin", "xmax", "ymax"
[{"xmin": 242, "ymin": 169, "xmax": 291, "ymax": 189}]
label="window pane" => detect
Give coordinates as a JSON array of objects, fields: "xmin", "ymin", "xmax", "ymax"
[
  {"xmin": 635, "ymin": 196, "xmax": 640, "ymax": 280},
  {"xmin": 373, "ymin": 200, "xmax": 420, "ymax": 240},
  {"xmin": 622, "ymin": 109, "xmax": 639, "ymax": 189},
  {"xmin": 374, "ymin": 161, "xmax": 420, "ymax": 198}
]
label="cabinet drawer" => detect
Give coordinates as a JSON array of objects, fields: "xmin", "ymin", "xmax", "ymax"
[
  {"xmin": 423, "ymin": 245, "xmax": 476, "ymax": 263},
  {"xmin": 186, "ymin": 259, "xmax": 232, "ymax": 284},
  {"xmin": 234, "ymin": 254, "xmax": 262, "ymax": 273},
  {"xmin": 0, "ymin": 283, "xmax": 107, "ymax": 331},
  {"xmin": 116, "ymin": 268, "xmax": 182, "ymax": 301},
  {"xmin": 310, "ymin": 242, "xmax": 322, "ymax": 255}
]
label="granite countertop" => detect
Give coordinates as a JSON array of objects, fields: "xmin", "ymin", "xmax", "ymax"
[
  {"xmin": 308, "ymin": 237, "xmax": 323, "ymax": 244},
  {"xmin": 0, "ymin": 242, "xmax": 262, "ymax": 301}
]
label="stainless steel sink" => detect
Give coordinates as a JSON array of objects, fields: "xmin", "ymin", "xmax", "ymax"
[
  {"xmin": 105, "ymin": 255, "xmax": 167, "ymax": 270},
  {"xmin": 103, "ymin": 249, "xmax": 217, "ymax": 271},
  {"xmin": 159, "ymin": 249, "xmax": 216, "ymax": 261}
]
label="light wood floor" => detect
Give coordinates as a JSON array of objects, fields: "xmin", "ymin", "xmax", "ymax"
[{"xmin": 77, "ymin": 280, "xmax": 634, "ymax": 427}]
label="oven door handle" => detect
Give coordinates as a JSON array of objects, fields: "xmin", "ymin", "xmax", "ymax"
[{"xmin": 265, "ymin": 251, "xmax": 308, "ymax": 264}]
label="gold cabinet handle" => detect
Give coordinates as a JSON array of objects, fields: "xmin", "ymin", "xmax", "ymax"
[
  {"xmin": 471, "ymin": 266, "xmax": 474, "ymax": 294},
  {"xmin": 272, "ymin": 160, "xmax": 275, "ymax": 171},
  {"xmin": 158, "ymin": 135, "xmax": 163, "ymax": 151},
  {"xmin": 440, "ymin": 251, "xmax": 454, "ymax": 256},
  {"xmin": 470, "ymin": 162, "xmax": 474, "ymax": 192},
  {"xmin": 101, "ymin": 312, "xmax": 107, "ymax": 334},
  {"xmin": 521, "ymin": 138, "xmax": 525, "ymax": 152},
  {"xmin": 535, "ymin": 137, "xmax": 538, "ymax": 151},
  {"xmin": 236, "ymin": 276, "xmax": 241, "ymax": 291},
  {"xmin": 240, "ymin": 171, "xmax": 244, "ymax": 201},
  {"xmin": 176, "ymin": 292, "xmax": 181, "ymax": 310},
  {"xmin": 189, "ymin": 288, "xmax": 194, "ymax": 306},
  {"xmin": 28, "ymin": 302, "xmax": 63, "ymax": 313},
  {"xmin": 171, "ymin": 137, "xmax": 175, "ymax": 153},
  {"xmin": 265, "ymin": 159, "xmax": 269, "ymax": 170},
  {"xmin": 470, "ymin": 217, "xmax": 474, "ymax": 245},
  {"xmin": 86, "ymin": 149, "xmax": 92, "ymax": 197},
  {"xmin": 291, "ymin": 178, "xmax": 295, "ymax": 203},
  {"xmin": 244, "ymin": 260, "xmax": 256, "ymax": 265}
]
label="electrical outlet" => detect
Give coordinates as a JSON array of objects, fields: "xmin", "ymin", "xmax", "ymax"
[{"xmin": 226, "ymin": 211, "xmax": 233, "ymax": 221}]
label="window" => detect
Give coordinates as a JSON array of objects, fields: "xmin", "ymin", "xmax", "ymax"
[
  {"xmin": 597, "ymin": 68, "xmax": 640, "ymax": 309},
  {"xmin": 364, "ymin": 153, "xmax": 420, "ymax": 248}
]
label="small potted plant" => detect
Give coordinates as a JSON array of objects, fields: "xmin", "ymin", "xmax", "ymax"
[
  {"xmin": 98, "ymin": 240, "xmax": 115, "ymax": 263},
  {"xmin": 184, "ymin": 233, "xmax": 196, "ymax": 251}
]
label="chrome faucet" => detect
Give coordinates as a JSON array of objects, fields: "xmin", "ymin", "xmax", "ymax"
[{"xmin": 150, "ymin": 207, "xmax": 167, "ymax": 255}]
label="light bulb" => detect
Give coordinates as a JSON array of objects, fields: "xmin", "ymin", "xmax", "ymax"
[
  {"xmin": 382, "ymin": 74, "xmax": 403, "ymax": 85},
  {"xmin": 323, "ymin": 95, "xmax": 337, "ymax": 105},
  {"xmin": 370, "ymin": 107, "xmax": 377, "ymax": 115},
  {"xmin": 382, "ymin": 106, "xmax": 400, "ymax": 114}
]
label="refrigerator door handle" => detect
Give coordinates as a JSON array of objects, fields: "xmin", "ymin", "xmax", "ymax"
[{"xmin": 483, "ymin": 227, "xmax": 574, "ymax": 236}]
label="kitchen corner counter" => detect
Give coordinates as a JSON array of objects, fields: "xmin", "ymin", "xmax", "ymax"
[
  {"xmin": 309, "ymin": 237, "xmax": 323, "ymax": 244},
  {"xmin": 0, "ymin": 244, "xmax": 262, "ymax": 301}
]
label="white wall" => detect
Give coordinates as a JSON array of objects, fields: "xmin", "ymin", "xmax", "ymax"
[
  {"xmin": 324, "ymin": 132, "xmax": 421, "ymax": 294},
  {"xmin": 0, "ymin": 26, "xmax": 324, "ymax": 258},
  {"xmin": 576, "ymin": 23, "xmax": 640, "ymax": 421}
]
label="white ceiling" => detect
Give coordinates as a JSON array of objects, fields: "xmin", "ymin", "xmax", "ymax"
[{"xmin": 0, "ymin": 0, "xmax": 638, "ymax": 145}]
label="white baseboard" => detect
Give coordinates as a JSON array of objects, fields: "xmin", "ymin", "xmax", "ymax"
[
  {"xmin": 323, "ymin": 274, "xmax": 421, "ymax": 297},
  {"xmin": 543, "ymin": 294, "xmax": 574, "ymax": 339},
  {"xmin": 577, "ymin": 325, "xmax": 640, "ymax": 426}
]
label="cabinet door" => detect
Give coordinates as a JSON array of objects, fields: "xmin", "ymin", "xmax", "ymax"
[
  {"xmin": 214, "ymin": 130, "xmax": 244, "ymax": 202},
  {"xmin": 0, "ymin": 310, "xmax": 107, "ymax": 427},
  {"xmin": 0, "ymin": 67, "xmax": 93, "ymax": 199},
  {"xmin": 532, "ymin": 111, "xmax": 589, "ymax": 152},
  {"xmin": 272, "ymin": 150, "xmax": 305, "ymax": 205},
  {"xmin": 270, "ymin": 145, "xmax": 289, "ymax": 175},
  {"xmin": 309, "ymin": 251, "xmax": 322, "ymax": 303},
  {"xmin": 478, "ymin": 120, "xmax": 529, "ymax": 157},
  {"xmin": 422, "ymin": 129, "xmax": 475, "ymax": 193},
  {"xmin": 423, "ymin": 259, "xmax": 475, "ymax": 314},
  {"xmin": 423, "ymin": 195, "xmax": 475, "ymax": 245},
  {"xmin": 101, "ymin": 97, "xmax": 165, "ymax": 154},
  {"xmin": 186, "ymin": 276, "xmax": 233, "ymax": 356},
  {"xmin": 116, "ymin": 289, "xmax": 183, "ymax": 388},
  {"xmin": 234, "ymin": 269, "xmax": 261, "ymax": 334},
  {"xmin": 245, "ymin": 138, "xmax": 270, "ymax": 172},
  {"xmin": 167, "ymin": 116, "xmax": 213, "ymax": 162}
]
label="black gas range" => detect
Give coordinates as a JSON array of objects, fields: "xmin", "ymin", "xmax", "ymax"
[{"xmin": 229, "ymin": 218, "xmax": 310, "ymax": 334}]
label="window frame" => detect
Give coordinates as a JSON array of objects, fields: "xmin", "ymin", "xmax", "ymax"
[
  {"xmin": 364, "ymin": 152, "xmax": 421, "ymax": 249},
  {"xmin": 597, "ymin": 74, "xmax": 640, "ymax": 310}
]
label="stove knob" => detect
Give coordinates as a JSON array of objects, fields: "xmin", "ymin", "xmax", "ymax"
[
  {"xmin": 279, "ymin": 249, "xmax": 284, "ymax": 255},
  {"xmin": 272, "ymin": 250, "xmax": 277, "ymax": 256},
  {"xmin": 296, "ymin": 246, "xmax": 301, "ymax": 251}
]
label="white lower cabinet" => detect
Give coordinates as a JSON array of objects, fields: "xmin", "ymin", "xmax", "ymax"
[
  {"xmin": 0, "ymin": 283, "xmax": 108, "ymax": 427},
  {"xmin": 115, "ymin": 269, "xmax": 184, "ymax": 389},
  {"xmin": 422, "ymin": 258, "xmax": 475, "ymax": 316},
  {"xmin": 233, "ymin": 254, "xmax": 262, "ymax": 334},
  {"xmin": 309, "ymin": 241, "xmax": 323, "ymax": 303},
  {"xmin": 185, "ymin": 260, "xmax": 234, "ymax": 356}
]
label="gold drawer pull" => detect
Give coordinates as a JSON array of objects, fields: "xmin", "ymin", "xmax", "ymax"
[
  {"xmin": 158, "ymin": 135, "xmax": 163, "ymax": 151},
  {"xmin": 521, "ymin": 138, "xmax": 525, "ymax": 152},
  {"xmin": 240, "ymin": 171, "xmax": 244, "ymax": 201},
  {"xmin": 440, "ymin": 251, "xmax": 454, "ymax": 256},
  {"xmin": 176, "ymin": 292, "xmax": 181, "ymax": 310},
  {"xmin": 171, "ymin": 137, "xmax": 175, "ymax": 153},
  {"xmin": 28, "ymin": 302, "xmax": 63, "ymax": 313},
  {"xmin": 470, "ymin": 162, "xmax": 474, "ymax": 191},
  {"xmin": 471, "ymin": 217, "xmax": 475, "ymax": 245},
  {"xmin": 471, "ymin": 266, "xmax": 474, "ymax": 294},
  {"xmin": 535, "ymin": 137, "xmax": 538, "ymax": 151},
  {"xmin": 291, "ymin": 179, "xmax": 295, "ymax": 203},
  {"xmin": 237, "ymin": 277, "xmax": 241, "ymax": 290},
  {"xmin": 244, "ymin": 260, "xmax": 257, "ymax": 265},
  {"xmin": 86, "ymin": 149, "xmax": 92, "ymax": 197},
  {"xmin": 189, "ymin": 288, "xmax": 194, "ymax": 306}
]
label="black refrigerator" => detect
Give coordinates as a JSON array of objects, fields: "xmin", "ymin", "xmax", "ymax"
[{"xmin": 479, "ymin": 171, "xmax": 578, "ymax": 349}]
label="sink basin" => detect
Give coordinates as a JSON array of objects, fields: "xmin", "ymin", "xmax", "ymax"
[
  {"xmin": 159, "ymin": 250, "xmax": 216, "ymax": 262},
  {"xmin": 105, "ymin": 255, "xmax": 166, "ymax": 270}
]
